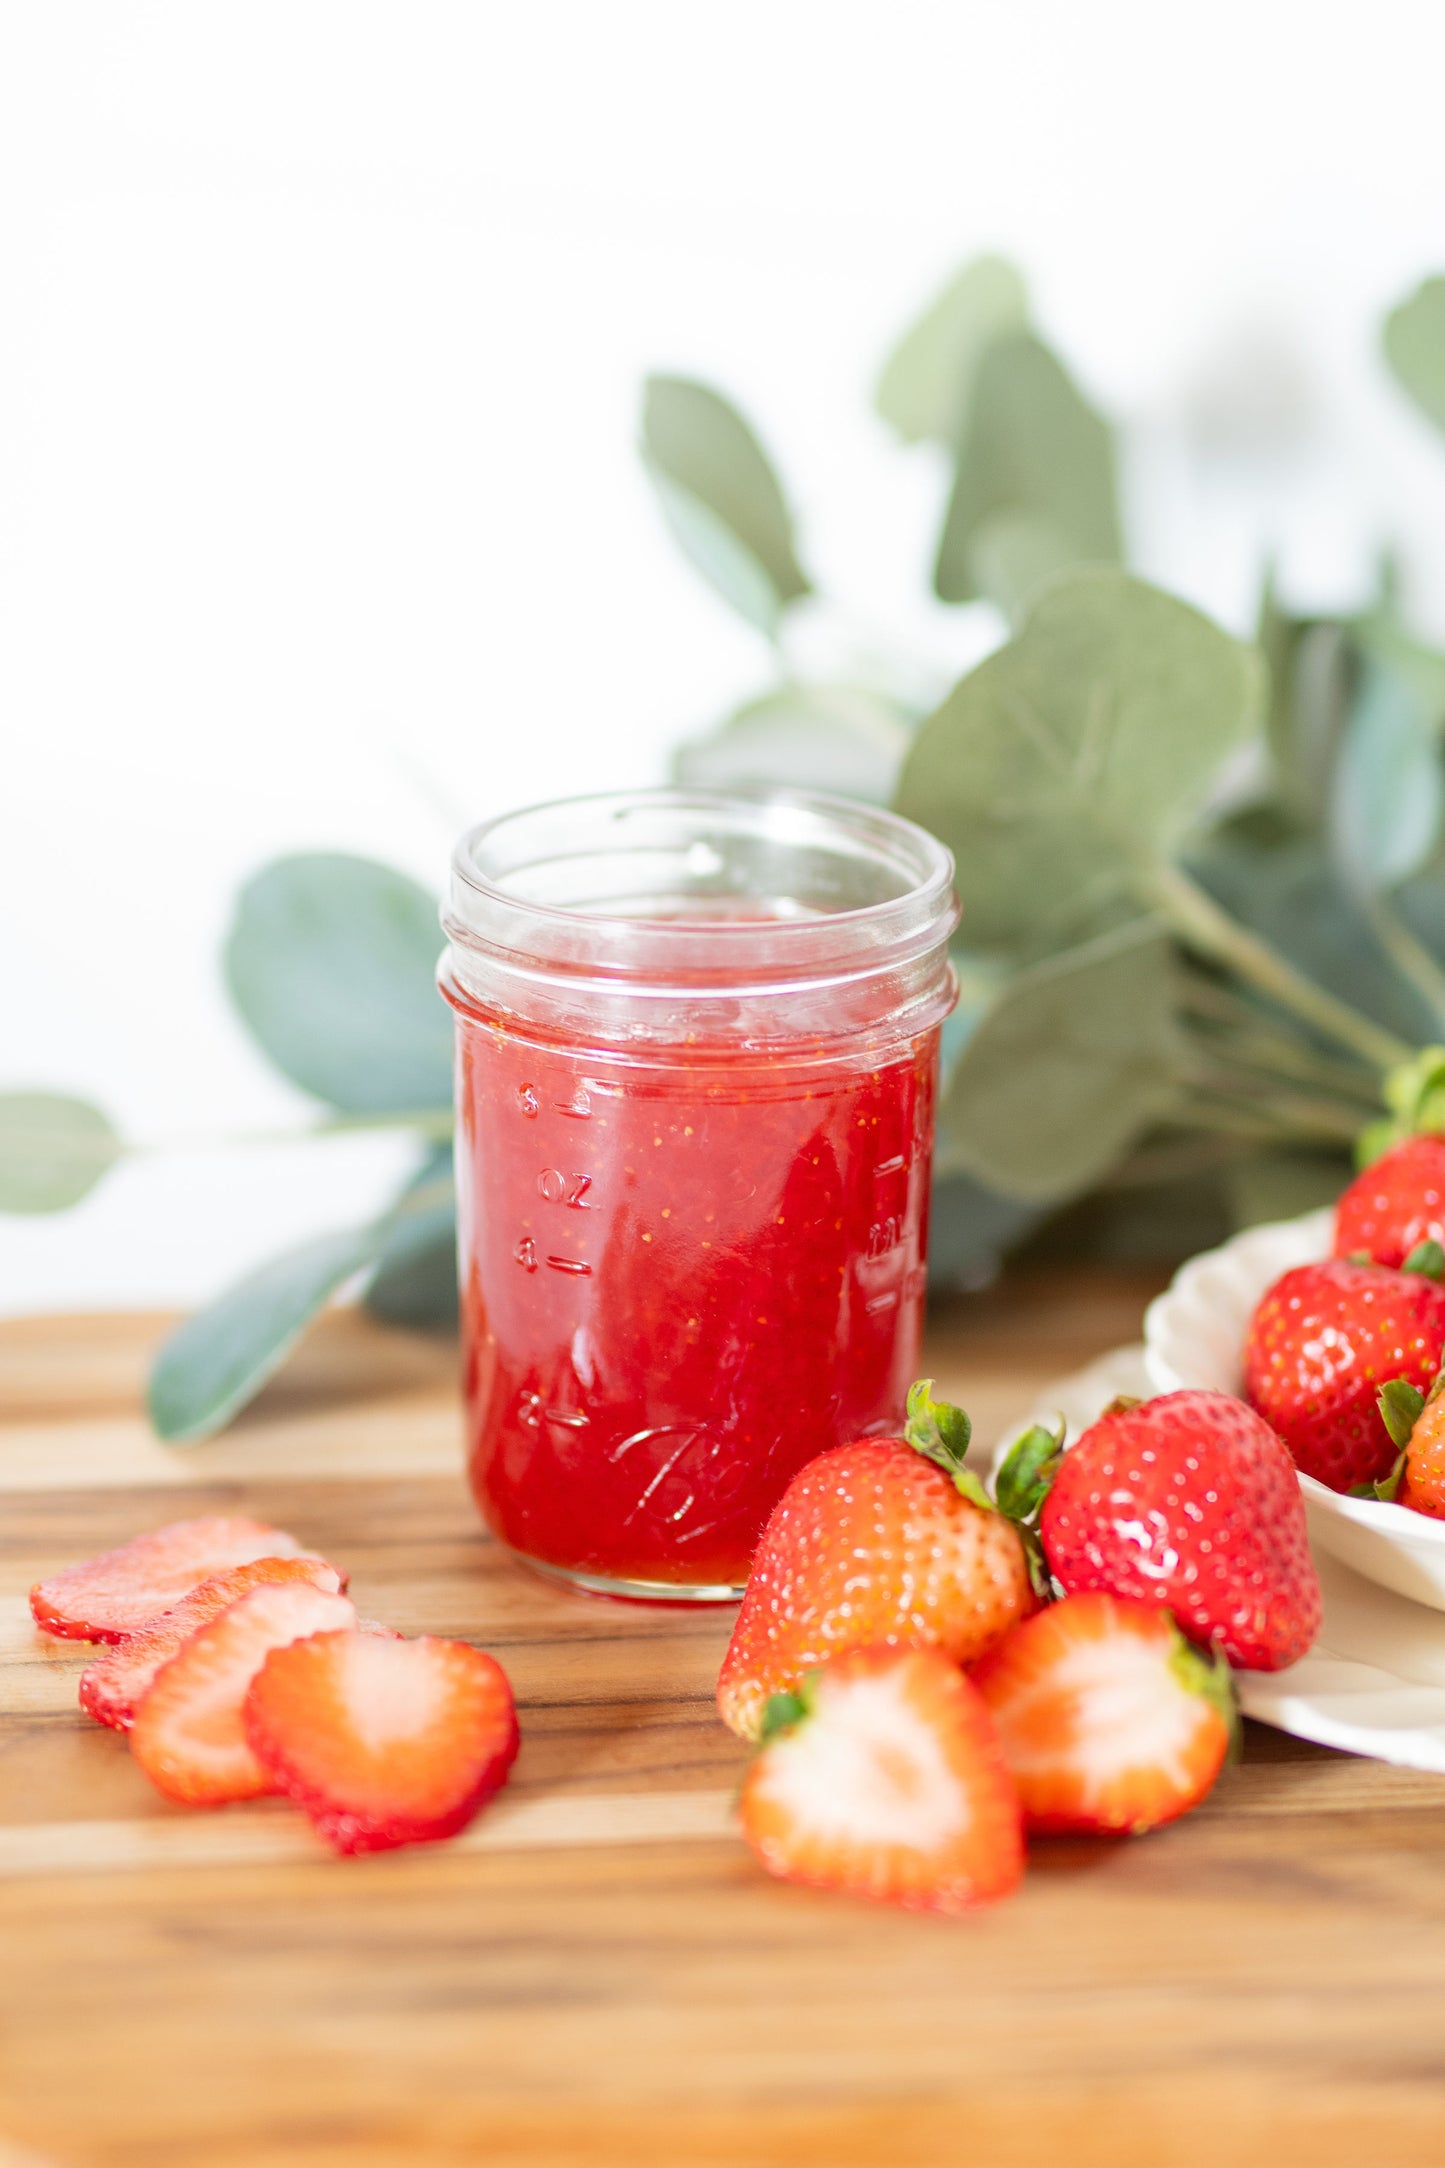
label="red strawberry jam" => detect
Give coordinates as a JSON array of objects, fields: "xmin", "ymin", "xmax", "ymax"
[{"xmin": 442, "ymin": 790, "xmax": 958, "ymax": 1599}]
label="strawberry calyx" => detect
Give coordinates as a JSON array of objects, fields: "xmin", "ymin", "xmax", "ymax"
[
  {"xmin": 1403, "ymin": 1239, "xmax": 1445, "ymax": 1281},
  {"xmin": 993, "ymin": 1417, "xmax": 1068, "ymax": 1601},
  {"xmin": 1358, "ymin": 1357, "xmax": 1445, "ymax": 1500},
  {"xmin": 758, "ymin": 1683, "xmax": 812, "ymax": 1743},
  {"xmin": 1167, "ymin": 1622, "xmax": 1240, "ymax": 1760},
  {"xmin": 1359, "ymin": 1046, "xmax": 1445, "ymax": 1165},
  {"xmin": 903, "ymin": 1379, "xmax": 991, "ymax": 1509}
]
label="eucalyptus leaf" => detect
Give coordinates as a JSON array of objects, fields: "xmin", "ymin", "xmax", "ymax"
[
  {"xmin": 1384, "ymin": 276, "xmax": 1445, "ymax": 436},
  {"xmin": 965, "ymin": 510, "xmax": 1081, "ymax": 622},
  {"xmin": 149, "ymin": 1223, "xmax": 382, "ymax": 1442},
  {"xmin": 642, "ymin": 377, "xmax": 809, "ymax": 633},
  {"xmin": 364, "ymin": 1146, "xmax": 458, "ymax": 1330},
  {"xmin": 934, "ymin": 331, "xmax": 1122, "ymax": 605},
  {"xmin": 1332, "ymin": 652, "xmax": 1443, "ymax": 889},
  {"xmin": 0, "ymin": 1092, "xmax": 122, "ymax": 1213},
  {"xmin": 225, "ymin": 854, "xmax": 452, "ymax": 1115},
  {"xmin": 932, "ymin": 925, "xmax": 1181, "ymax": 1205},
  {"xmin": 896, "ymin": 570, "xmax": 1266, "ymax": 958},
  {"xmin": 874, "ymin": 255, "xmax": 1029, "ymax": 446},
  {"xmin": 671, "ymin": 682, "xmax": 915, "ymax": 805}
]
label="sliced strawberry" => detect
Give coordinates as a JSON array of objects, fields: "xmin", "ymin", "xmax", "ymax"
[
  {"xmin": 129, "ymin": 1582, "xmax": 356, "ymax": 1804},
  {"xmin": 30, "ymin": 1516, "xmax": 313, "ymax": 1643},
  {"xmin": 970, "ymin": 1592, "xmax": 1235, "ymax": 1836},
  {"xmin": 79, "ymin": 1556, "xmax": 345, "ymax": 1731},
  {"xmin": 243, "ymin": 1630, "xmax": 519, "ymax": 1856},
  {"xmin": 738, "ymin": 1645, "xmax": 1023, "ymax": 1916}
]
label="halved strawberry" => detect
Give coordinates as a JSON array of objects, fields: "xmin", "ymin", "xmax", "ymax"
[
  {"xmin": 738, "ymin": 1645, "xmax": 1024, "ymax": 1916},
  {"xmin": 244, "ymin": 1631, "xmax": 519, "ymax": 1856},
  {"xmin": 79, "ymin": 1556, "xmax": 344, "ymax": 1731},
  {"xmin": 129, "ymin": 1582, "xmax": 356, "ymax": 1804},
  {"xmin": 970, "ymin": 1592, "xmax": 1235, "ymax": 1836},
  {"xmin": 30, "ymin": 1516, "xmax": 312, "ymax": 1643}
]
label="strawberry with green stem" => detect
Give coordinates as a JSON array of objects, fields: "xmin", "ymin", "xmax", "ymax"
[{"xmin": 717, "ymin": 1380, "xmax": 1050, "ymax": 1742}]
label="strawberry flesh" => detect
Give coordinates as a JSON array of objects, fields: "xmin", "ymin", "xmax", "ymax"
[
  {"xmin": 244, "ymin": 1631, "xmax": 519, "ymax": 1855},
  {"xmin": 972, "ymin": 1593, "xmax": 1234, "ymax": 1835},
  {"xmin": 30, "ymin": 1516, "xmax": 309, "ymax": 1643},
  {"xmin": 79, "ymin": 1555, "xmax": 345, "ymax": 1731},
  {"xmin": 1039, "ymin": 1389, "xmax": 1320, "ymax": 1671},
  {"xmin": 1245, "ymin": 1258, "xmax": 1445, "ymax": 1492},
  {"xmin": 129, "ymin": 1581, "xmax": 357, "ymax": 1804},
  {"xmin": 738, "ymin": 1645, "xmax": 1024, "ymax": 1915}
]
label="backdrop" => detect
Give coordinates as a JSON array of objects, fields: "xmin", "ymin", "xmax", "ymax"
[{"xmin": 6, "ymin": 0, "xmax": 1445, "ymax": 1308}]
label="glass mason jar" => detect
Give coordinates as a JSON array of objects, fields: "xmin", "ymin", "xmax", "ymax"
[{"xmin": 440, "ymin": 787, "xmax": 958, "ymax": 1601}]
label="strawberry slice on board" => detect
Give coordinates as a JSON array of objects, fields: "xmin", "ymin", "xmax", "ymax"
[
  {"xmin": 129, "ymin": 1582, "xmax": 357, "ymax": 1804},
  {"xmin": 244, "ymin": 1631, "xmax": 520, "ymax": 1856},
  {"xmin": 30, "ymin": 1516, "xmax": 315, "ymax": 1643},
  {"xmin": 971, "ymin": 1593, "xmax": 1236, "ymax": 1836},
  {"xmin": 79, "ymin": 1556, "xmax": 345, "ymax": 1731},
  {"xmin": 738, "ymin": 1645, "xmax": 1024, "ymax": 1917}
]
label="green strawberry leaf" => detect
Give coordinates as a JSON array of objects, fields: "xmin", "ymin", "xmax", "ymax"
[
  {"xmin": 1168, "ymin": 1627, "xmax": 1240, "ymax": 1762},
  {"xmin": 994, "ymin": 1421, "xmax": 1066, "ymax": 1522},
  {"xmin": 758, "ymin": 1689, "xmax": 809, "ymax": 1743},
  {"xmin": 1378, "ymin": 1378, "xmax": 1426, "ymax": 1454},
  {"xmin": 1403, "ymin": 1239, "xmax": 1445, "ymax": 1280},
  {"xmin": 902, "ymin": 1378, "xmax": 976, "ymax": 1489}
]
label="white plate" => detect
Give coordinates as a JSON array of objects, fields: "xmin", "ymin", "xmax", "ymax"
[
  {"xmin": 1141, "ymin": 1206, "xmax": 1445, "ymax": 1611},
  {"xmin": 994, "ymin": 1345, "xmax": 1445, "ymax": 1771}
]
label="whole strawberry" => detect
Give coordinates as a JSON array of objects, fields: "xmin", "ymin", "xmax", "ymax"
[
  {"xmin": 716, "ymin": 1381, "xmax": 1043, "ymax": 1741},
  {"xmin": 1038, "ymin": 1389, "xmax": 1320, "ymax": 1672},
  {"xmin": 1245, "ymin": 1254, "xmax": 1445, "ymax": 1492},
  {"xmin": 1335, "ymin": 1135, "xmax": 1445, "ymax": 1268}
]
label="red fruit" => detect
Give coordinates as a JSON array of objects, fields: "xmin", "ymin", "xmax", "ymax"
[
  {"xmin": 1335, "ymin": 1135, "xmax": 1445, "ymax": 1267},
  {"xmin": 244, "ymin": 1631, "xmax": 519, "ymax": 1855},
  {"xmin": 30, "ymin": 1516, "xmax": 310, "ymax": 1643},
  {"xmin": 79, "ymin": 1556, "xmax": 344, "ymax": 1731},
  {"xmin": 129, "ymin": 1582, "xmax": 356, "ymax": 1804},
  {"xmin": 1039, "ymin": 1390, "xmax": 1320, "ymax": 1672},
  {"xmin": 717, "ymin": 1384, "xmax": 1042, "ymax": 1742},
  {"xmin": 1244, "ymin": 1257, "xmax": 1445, "ymax": 1492},
  {"xmin": 738, "ymin": 1645, "xmax": 1024, "ymax": 1916},
  {"xmin": 971, "ymin": 1593, "xmax": 1235, "ymax": 1835}
]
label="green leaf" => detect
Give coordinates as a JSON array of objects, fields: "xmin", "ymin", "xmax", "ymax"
[
  {"xmin": 1332, "ymin": 652, "xmax": 1444, "ymax": 888},
  {"xmin": 1403, "ymin": 1237, "xmax": 1445, "ymax": 1280},
  {"xmin": 1378, "ymin": 1379, "xmax": 1426, "ymax": 1452},
  {"xmin": 364, "ymin": 1147, "xmax": 458, "ymax": 1331},
  {"xmin": 994, "ymin": 1420, "xmax": 1066, "ymax": 1523},
  {"xmin": 671, "ymin": 682, "xmax": 915, "ymax": 806},
  {"xmin": 896, "ymin": 570, "xmax": 1265, "ymax": 959},
  {"xmin": 933, "ymin": 925, "xmax": 1182, "ymax": 1205},
  {"xmin": 641, "ymin": 377, "xmax": 809, "ymax": 634},
  {"xmin": 225, "ymin": 854, "xmax": 452, "ymax": 1115},
  {"xmin": 903, "ymin": 1377, "xmax": 974, "ymax": 1475},
  {"xmin": 1384, "ymin": 277, "xmax": 1445, "ymax": 436},
  {"xmin": 964, "ymin": 510, "xmax": 1081, "ymax": 622},
  {"xmin": 934, "ymin": 332, "xmax": 1122, "ymax": 605},
  {"xmin": 875, "ymin": 255, "xmax": 1029, "ymax": 446},
  {"xmin": 0, "ymin": 1092, "xmax": 122, "ymax": 1213},
  {"xmin": 149, "ymin": 1223, "xmax": 382, "ymax": 1443}
]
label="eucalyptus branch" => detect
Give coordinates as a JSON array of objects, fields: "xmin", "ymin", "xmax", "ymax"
[
  {"xmin": 1144, "ymin": 859, "xmax": 1413, "ymax": 1072},
  {"xmin": 1174, "ymin": 973, "xmax": 1382, "ymax": 1104},
  {"xmin": 1177, "ymin": 1058, "xmax": 1364, "ymax": 1144}
]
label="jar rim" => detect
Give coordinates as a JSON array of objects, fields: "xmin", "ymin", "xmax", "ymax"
[{"xmin": 448, "ymin": 784, "xmax": 954, "ymax": 939}]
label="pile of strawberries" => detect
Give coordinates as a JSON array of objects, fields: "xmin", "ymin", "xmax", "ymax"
[
  {"xmin": 715, "ymin": 1375, "xmax": 1321, "ymax": 1916},
  {"xmin": 1245, "ymin": 1133, "xmax": 1445, "ymax": 1509},
  {"xmin": 31, "ymin": 1520, "xmax": 518, "ymax": 1854}
]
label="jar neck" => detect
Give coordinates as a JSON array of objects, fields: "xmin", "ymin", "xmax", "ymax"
[{"xmin": 442, "ymin": 787, "xmax": 960, "ymax": 1050}]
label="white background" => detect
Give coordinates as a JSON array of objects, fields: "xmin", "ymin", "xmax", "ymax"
[{"xmin": 7, "ymin": 0, "xmax": 1445, "ymax": 1311}]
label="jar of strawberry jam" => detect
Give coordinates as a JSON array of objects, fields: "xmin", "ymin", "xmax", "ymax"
[{"xmin": 441, "ymin": 788, "xmax": 958, "ymax": 1601}]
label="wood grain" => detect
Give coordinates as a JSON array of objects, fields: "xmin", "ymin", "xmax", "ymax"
[{"xmin": 4, "ymin": 1278, "xmax": 1445, "ymax": 2167}]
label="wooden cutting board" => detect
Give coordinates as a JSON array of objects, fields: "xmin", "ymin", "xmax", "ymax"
[{"xmin": 5, "ymin": 1277, "xmax": 1445, "ymax": 2168}]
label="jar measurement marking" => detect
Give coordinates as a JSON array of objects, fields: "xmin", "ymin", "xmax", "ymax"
[
  {"xmin": 537, "ymin": 1167, "xmax": 594, "ymax": 1208},
  {"xmin": 866, "ymin": 1216, "xmax": 903, "ymax": 1259},
  {"xmin": 872, "ymin": 1154, "xmax": 908, "ymax": 1181},
  {"xmin": 865, "ymin": 1290, "xmax": 900, "ymax": 1315},
  {"xmin": 518, "ymin": 1392, "xmax": 591, "ymax": 1430},
  {"xmin": 556, "ymin": 1087, "xmax": 592, "ymax": 1119},
  {"xmin": 545, "ymin": 1254, "xmax": 592, "ymax": 1276}
]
